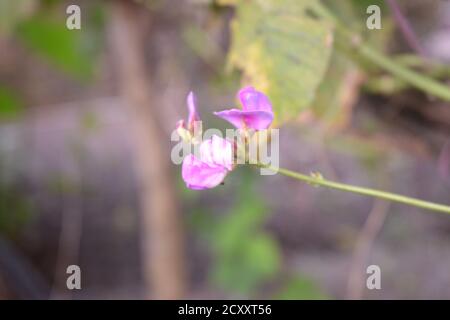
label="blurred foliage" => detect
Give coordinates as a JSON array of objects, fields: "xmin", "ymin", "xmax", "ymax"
[
  {"xmin": 190, "ymin": 169, "xmax": 280, "ymax": 295},
  {"xmin": 222, "ymin": 0, "xmax": 334, "ymax": 125},
  {"xmin": 189, "ymin": 169, "xmax": 329, "ymax": 298},
  {"xmin": 325, "ymin": 0, "xmax": 387, "ymax": 34},
  {"xmin": 311, "ymin": 0, "xmax": 392, "ymax": 129},
  {"xmin": 219, "ymin": 0, "xmax": 403, "ymax": 129},
  {"xmin": 0, "ymin": 181, "xmax": 31, "ymax": 236},
  {"xmin": 312, "ymin": 51, "xmax": 360, "ymax": 130},
  {"xmin": 0, "ymin": 0, "xmax": 37, "ymax": 35},
  {"xmin": 325, "ymin": 0, "xmax": 392, "ymax": 55},
  {"xmin": 365, "ymin": 54, "xmax": 450, "ymax": 95},
  {"xmin": 46, "ymin": 172, "xmax": 80, "ymax": 196},
  {"xmin": 0, "ymin": 0, "xmax": 33, "ymax": 235},
  {"xmin": 0, "ymin": 0, "xmax": 106, "ymax": 236},
  {"xmin": 276, "ymin": 276, "xmax": 329, "ymax": 300},
  {"xmin": 1, "ymin": 0, "xmax": 106, "ymax": 80},
  {"xmin": 17, "ymin": 15, "xmax": 92, "ymax": 79},
  {"xmin": 0, "ymin": 87, "xmax": 24, "ymax": 121},
  {"xmin": 210, "ymin": 171, "xmax": 280, "ymax": 295},
  {"xmin": 183, "ymin": 24, "xmax": 223, "ymax": 67}
]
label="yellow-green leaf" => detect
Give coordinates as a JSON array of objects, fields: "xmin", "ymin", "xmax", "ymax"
[{"xmin": 226, "ymin": 0, "xmax": 334, "ymax": 125}]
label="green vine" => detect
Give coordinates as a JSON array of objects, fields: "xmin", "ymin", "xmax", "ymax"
[{"xmin": 258, "ymin": 164, "xmax": 450, "ymax": 215}]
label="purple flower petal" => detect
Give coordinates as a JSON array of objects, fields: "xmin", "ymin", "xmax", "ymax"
[
  {"xmin": 214, "ymin": 109, "xmax": 274, "ymax": 130},
  {"xmin": 187, "ymin": 91, "xmax": 200, "ymax": 124},
  {"xmin": 214, "ymin": 87, "xmax": 274, "ymax": 130},
  {"xmin": 181, "ymin": 135, "xmax": 233, "ymax": 190},
  {"xmin": 238, "ymin": 86, "xmax": 272, "ymax": 113},
  {"xmin": 182, "ymin": 154, "xmax": 228, "ymax": 190}
]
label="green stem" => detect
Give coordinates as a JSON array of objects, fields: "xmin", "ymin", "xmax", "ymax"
[
  {"xmin": 312, "ymin": 1, "xmax": 450, "ymax": 102},
  {"xmin": 357, "ymin": 45, "xmax": 450, "ymax": 101},
  {"xmin": 257, "ymin": 164, "xmax": 450, "ymax": 215}
]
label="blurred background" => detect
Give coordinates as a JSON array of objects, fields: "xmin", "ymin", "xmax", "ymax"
[{"xmin": 0, "ymin": 0, "xmax": 449, "ymax": 299}]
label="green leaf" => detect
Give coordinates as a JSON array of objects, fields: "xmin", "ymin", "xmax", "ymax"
[
  {"xmin": 16, "ymin": 15, "xmax": 93, "ymax": 79},
  {"xmin": 0, "ymin": 87, "xmax": 23, "ymax": 120},
  {"xmin": 226, "ymin": 0, "xmax": 334, "ymax": 124}
]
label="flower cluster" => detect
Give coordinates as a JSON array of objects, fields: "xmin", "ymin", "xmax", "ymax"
[{"xmin": 177, "ymin": 87, "xmax": 274, "ymax": 190}]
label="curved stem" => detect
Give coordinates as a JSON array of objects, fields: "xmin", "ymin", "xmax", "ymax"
[{"xmin": 257, "ymin": 164, "xmax": 450, "ymax": 215}]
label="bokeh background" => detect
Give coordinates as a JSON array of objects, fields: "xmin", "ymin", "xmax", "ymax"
[{"xmin": 0, "ymin": 0, "xmax": 449, "ymax": 299}]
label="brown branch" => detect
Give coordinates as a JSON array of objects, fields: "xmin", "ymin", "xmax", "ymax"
[{"xmin": 109, "ymin": 0, "xmax": 186, "ymax": 299}]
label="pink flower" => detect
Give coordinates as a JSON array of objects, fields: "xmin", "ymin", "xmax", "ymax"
[
  {"xmin": 176, "ymin": 91, "xmax": 201, "ymax": 142},
  {"xmin": 214, "ymin": 86, "xmax": 274, "ymax": 130},
  {"xmin": 182, "ymin": 135, "xmax": 234, "ymax": 190},
  {"xmin": 177, "ymin": 88, "xmax": 273, "ymax": 190}
]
